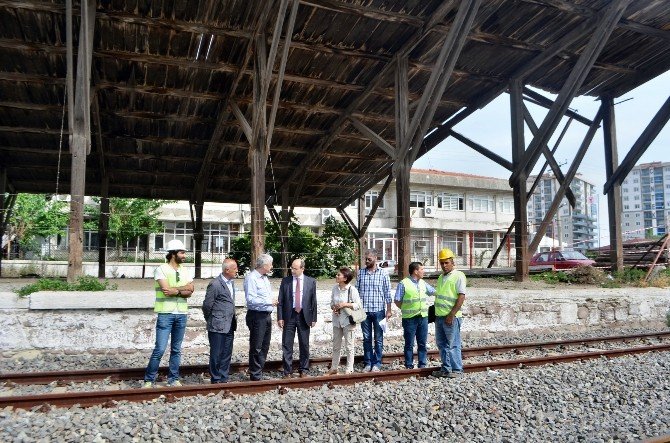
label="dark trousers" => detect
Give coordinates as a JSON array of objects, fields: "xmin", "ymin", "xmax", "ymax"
[
  {"xmin": 208, "ymin": 330, "xmax": 234, "ymax": 383},
  {"xmin": 281, "ymin": 310, "xmax": 311, "ymax": 375},
  {"xmin": 246, "ymin": 310, "xmax": 272, "ymax": 381}
]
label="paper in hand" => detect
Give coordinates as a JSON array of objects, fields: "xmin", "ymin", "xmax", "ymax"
[{"xmin": 379, "ymin": 318, "xmax": 388, "ymax": 333}]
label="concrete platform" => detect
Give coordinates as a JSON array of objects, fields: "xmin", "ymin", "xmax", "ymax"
[{"xmin": 1, "ymin": 287, "xmax": 668, "ymax": 353}]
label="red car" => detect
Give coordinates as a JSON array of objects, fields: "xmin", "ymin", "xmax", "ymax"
[{"xmin": 529, "ymin": 250, "xmax": 596, "ymax": 270}]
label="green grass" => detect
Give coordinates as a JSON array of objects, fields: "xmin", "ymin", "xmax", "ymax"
[{"xmin": 16, "ymin": 276, "xmax": 118, "ymax": 297}]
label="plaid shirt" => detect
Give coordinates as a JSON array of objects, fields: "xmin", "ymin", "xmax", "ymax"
[{"xmin": 356, "ymin": 266, "xmax": 392, "ymax": 312}]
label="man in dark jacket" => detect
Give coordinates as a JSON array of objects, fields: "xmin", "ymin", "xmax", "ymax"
[
  {"xmin": 202, "ymin": 258, "xmax": 238, "ymax": 384},
  {"xmin": 277, "ymin": 258, "xmax": 317, "ymax": 377}
]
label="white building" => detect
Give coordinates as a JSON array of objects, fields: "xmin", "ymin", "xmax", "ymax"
[
  {"xmin": 621, "ymin": 161, "xmax": 670, "ymax": 240},
  {"xmin": 527, "ymin": 173, "xmax": 598, "ymax": 253},
  {"xmin": 49, "ymin": 168, "xmax": 545, "ymax": 268}
]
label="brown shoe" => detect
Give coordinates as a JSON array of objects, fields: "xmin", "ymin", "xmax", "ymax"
[{"xmin": 326, "ymin": 369, "xmax": 338, "ymax": 376}]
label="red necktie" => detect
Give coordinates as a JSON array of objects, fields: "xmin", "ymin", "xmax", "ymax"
[{"xmin": 295, "ymin": 278, "xmax": 301, "ymax": 313}]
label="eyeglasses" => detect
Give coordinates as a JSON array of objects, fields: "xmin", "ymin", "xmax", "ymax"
[{"xmin": 176, "ymin": 271, "xmax": 180, "ymax": 282}]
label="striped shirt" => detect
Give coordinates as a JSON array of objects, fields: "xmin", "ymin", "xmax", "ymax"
[{"xmin": 356, "ymin": 266, "xmax": 392, "ymax": 312}]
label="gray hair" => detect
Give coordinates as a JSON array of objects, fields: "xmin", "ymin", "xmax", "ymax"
[
  {"xmin": 255, "ymin": 253, "xmax": 274, "ymax": 269},
  {"xmin": 222, "ymin": 258, "xmax": 237, "ymax": 271},
  {"xmin": 293, "ymin": 258, "xmax": 305, "ymax": 269},
  {"xmin": 364, "ymin": 249, "xmax": 378, "ymax": 258}
]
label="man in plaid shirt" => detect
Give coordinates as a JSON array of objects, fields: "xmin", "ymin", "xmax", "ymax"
[{"xmin": 356, "ymin": 249, "xmax": 392, "ymax": 372}]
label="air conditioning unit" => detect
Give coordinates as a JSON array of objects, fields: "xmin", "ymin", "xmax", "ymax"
[
  {"xmin": 424, "ymin": 207, "xmax": 436, "ymax": 217},
  {"xmin": 321, "ymin": 208, "xmax": 333, "ymax": 224},
  {"xmin": 414, "ymin": 240, "xmax": 429, "ymax": 250}
]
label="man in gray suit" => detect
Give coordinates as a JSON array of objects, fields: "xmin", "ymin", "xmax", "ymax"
[
  {"xmin": 202, "ymin": 258, "xmax": 238, "ymax": 384},
  {"xmin": 277, "ymin": 258, "xmax": 317, "ymax": 378}
]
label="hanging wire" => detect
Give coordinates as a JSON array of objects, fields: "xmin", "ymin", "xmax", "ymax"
[
  {"xmin": 268, "ymin": 152, "xmax": 279, "ymax": 205},
  {"xmin": 55, "ymin": 86, "xmax": 68, "ymax": 197}
]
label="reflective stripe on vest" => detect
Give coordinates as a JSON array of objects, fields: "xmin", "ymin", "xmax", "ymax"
[
  {"xmin": 434, "ymin": 270, "xmax": 465, "ymax": 317},
  {"xmin": 154, "ymin": 264, "xmax": 188, "ymax": 313},
  {"xmin": 400, "ymin": 278, "xmax": 429, "ymax": 319}
]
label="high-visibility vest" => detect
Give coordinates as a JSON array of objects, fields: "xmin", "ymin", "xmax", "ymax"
[
  {"xmin": 399, "ymin": 278, "xmax": 429, "ymax": 319},
  {"xmin": 154, "ymin": 264, "xmax": 189, "ymax": 314},
  {"xmin": 434, "ymin": 270, "xmax": 465, "ymax": 317}
]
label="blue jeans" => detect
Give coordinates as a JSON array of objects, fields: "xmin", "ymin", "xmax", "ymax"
[
  {"xmin": 144, "ymin": 313, "xmax": 187, "ymax": 383},
  {"xmin": 434, "ymin": 316, "xmax": 463, "ymax": 373},
  {"xmin": 401, "ymin": 315, "xmax": 428, "ymax": 369},
  {"xmin": 361, "ymin": 309, "xmax": 385, "ymax": 368}
]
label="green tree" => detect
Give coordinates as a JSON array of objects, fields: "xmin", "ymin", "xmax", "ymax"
[
  {"xmin": 6, "ymin": 194, "xmax": 68, "ymax": 256},
  {"xmin": 230, "ymin": 215, "xmax": 356, "ymax": 277},
  {"xmin": 86, "ymin": 198, "xmax": 169, "ymax": 255}
]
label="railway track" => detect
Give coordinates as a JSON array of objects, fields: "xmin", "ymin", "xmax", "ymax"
[
  {"xmin": 1, "ymin": 333, "xmax": 669, "ymax": 410},
  {"xmin": 3, "ymin": 330, "xmax": 669, "ymax": 385}
]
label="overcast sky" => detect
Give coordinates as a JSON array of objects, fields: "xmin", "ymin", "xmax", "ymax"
[{"xmin": 415, "ymin": 71, "xmax": 670, "ymax": 247}]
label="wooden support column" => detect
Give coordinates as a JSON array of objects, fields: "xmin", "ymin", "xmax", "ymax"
[
  {"xmin": 602, "ymin": 96, "xmax": 624, "ymax": 272},
  {"xmin": 67, "ymin": 0, "xmax": 96, "ymax": 282},
  {"xmin": 510, "ymin": 79, "xmax": 529, "ymax": 281},
  {"xmin": 357, "ymin": 196, "xmax": 366, "ymax": 270},
  {"xmin": 279, "ymin": 188, "xmax": 291, "ymax": 277},
  {"xmin": 98, "ymin": 178, "xmax": 109, "ymax": 278},
  {"xmin": 191, "ymin": 201, "xmax": 204, "ymax": 279},
  {"xmin": 0, "ymin": 167, "xmax": 5, "ymax": 277}
]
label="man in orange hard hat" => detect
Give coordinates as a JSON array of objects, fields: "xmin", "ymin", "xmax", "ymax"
[{"xmin": 432, "ymin": 248, "xmax": 466, "ymax": 379}]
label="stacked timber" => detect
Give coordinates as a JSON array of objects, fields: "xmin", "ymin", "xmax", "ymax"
[{"xmin": 590, "ymin": 236, "xmax": 669, "ymax": 268}]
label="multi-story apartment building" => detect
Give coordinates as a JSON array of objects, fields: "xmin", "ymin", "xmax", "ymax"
[
  {"xmin": 621, "ymin": 161, "xmax": 670, "ymax": 239},
  {"xmin": 527, "ymin": 173, "xmax": 599, "ymax": 253}
]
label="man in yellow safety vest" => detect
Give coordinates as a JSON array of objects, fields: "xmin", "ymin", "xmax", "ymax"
[
  {"xmin": 432, "ymin": 248, "xmax": 466, "ymax": 378},
  {"xmin": 143, "ymin": 239, "xmax": 195, "ymax": 388},
  {"xmin": 394, "ymin": 261, "xmax": 435, "ymax": 369}
]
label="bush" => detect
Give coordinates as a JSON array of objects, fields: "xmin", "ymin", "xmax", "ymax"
[
  {"xmin": 530, "ymin": 271, "xmax": 573, "ymax": 284},
  {"xmin": 567, "ymin": 265, "xmax": 606, "ymax": 285},
  {"xmin": 16, "ymin": 276, "xmax": 117, "ymax": 297}
]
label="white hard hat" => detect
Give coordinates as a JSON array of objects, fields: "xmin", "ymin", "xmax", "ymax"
[{"xmin": 166, "ymin": 239, "xmax": 187, "ymax": 252}]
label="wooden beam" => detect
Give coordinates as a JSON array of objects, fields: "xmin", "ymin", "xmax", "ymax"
[
  {"xmin": 601, "ymin": 96, "xmax": 623, "ymax": 272},
  {"xmin": 98, "ymin": 177, "xmax": 108, "ymax": 278},
  {"xmin": 510, "ymin": 79, "xmax": 529, "ymax": 282},
  {"xmin": 522, "ymin": 104, "xmax": 577, "ymax": 208},
  {"xmin": 522, "ymin": 87, "xmax": 594, "ymax": 126},
  {"xmin": 229, "ymin": 101, "xmax": 253, "ymax": 143},
  {"xmin": 67, "ymin": 0, "xmax": 95, "ymax": 282},
  {"xmin": 0, "ymin": 166, "xmax": 5, "ymax": 277},
  {"xmin": 360, "ymin": 171, "xmax": 393, "ymax": 238},
  {"xmin": 603, "ymin": 95, "xmax": 670, "ymax": 194},
  {"xmin": 509, "ymin": 0, "xmax": 631, "ymax": 186},
  {"xmin": 448, "ymin": 129, "xmax": 513, "ymax": 171},
  {"xmin": 348, "ymin": 116, "xmax": 395, "ymax": 157},
  {"xmin": 528, "ymin": 106, "xmax": 603, "ymax": 254}
]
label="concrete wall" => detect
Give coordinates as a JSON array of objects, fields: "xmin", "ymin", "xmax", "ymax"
[{"xmin": 1, "ymin": 288, "xmax": 668, "ymax": 354}]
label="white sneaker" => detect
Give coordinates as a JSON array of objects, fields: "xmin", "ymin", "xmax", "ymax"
[
  {"xmin": 142, "ymin": 381, "xmax": 154, "ymax": 389},
  {"xmin": 371, "ymin": 366, "xmax": 380, "ymax": 372},
  {"xmin": 167, "ymin": 380, "xmax": 182, "ymax": 387},
  {"xmin": 362, "ymin": 365, "xmax": 372, "ymax": 372}
]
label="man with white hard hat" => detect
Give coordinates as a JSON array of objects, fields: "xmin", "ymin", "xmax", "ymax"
[
  {"xmin": 432, "ymin": 248, "xmax": 466, "ymax": 379},
  {"xmin": 143, "ymin": 239, "xmax": 195, "ymax": 388}
]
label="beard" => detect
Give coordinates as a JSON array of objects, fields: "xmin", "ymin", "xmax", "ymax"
[{"xmin": 174, "ymin": 254, "xmax": 184, "ymax": 264}]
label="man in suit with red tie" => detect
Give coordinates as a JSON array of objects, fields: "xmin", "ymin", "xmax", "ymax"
[{"xmin": 277, "ymin": 258, "xmax": 318, "ymax": 378}]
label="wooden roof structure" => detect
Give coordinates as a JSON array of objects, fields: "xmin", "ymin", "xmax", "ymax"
[{"xmin": 1, "ymin": 0, "xmax": 670, "ymax": 208}]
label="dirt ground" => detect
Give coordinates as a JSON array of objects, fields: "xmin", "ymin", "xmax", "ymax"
[{"xmin": 0, "ymin": 274, "xmax": 591, "ymax": 293}]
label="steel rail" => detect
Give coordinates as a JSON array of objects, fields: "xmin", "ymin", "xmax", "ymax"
[
  {"xmin": 0, "ymin": 343, "xmax": 669, "ymax": 410},
  {"xmin": 2, "ymin": 331, "xmax": 669, "ymax": 385}
]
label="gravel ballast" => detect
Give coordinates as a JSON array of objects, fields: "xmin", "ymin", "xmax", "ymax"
[{"xmin": 1, "ymin": 352, "xmax": 668, "ymax": 442}]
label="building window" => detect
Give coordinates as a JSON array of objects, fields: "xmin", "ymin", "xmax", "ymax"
[
  {"xmin": 623, "ymin": 205, "xmax": 629, "ymax": 210},
  {"xmin": 467, "ymin": 195, "xmax": 495, "ymax": 213},
  {"xmin": 473, "ymin": 232, "xmax": 494, "ymax": 249},
  {"xmin": 365, "ymin": 191, "xmax": 384, "ymax": 209},
  {"xmin": 436, "ymin": 192, "xmax": 464, "ymax": 211},
  {"xmin": 410, "ymin": 191, "xmax": 433, "ymax": 208},
  {"xmin": 498, "ymin": 196, "xmax": 514, "ymax": 214}
]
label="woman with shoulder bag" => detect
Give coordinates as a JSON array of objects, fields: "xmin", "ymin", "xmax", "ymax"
[{"xmin": 328, "ymin": 267, "xmax": 362, "ymax": 375}]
